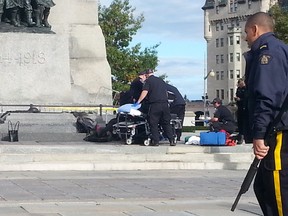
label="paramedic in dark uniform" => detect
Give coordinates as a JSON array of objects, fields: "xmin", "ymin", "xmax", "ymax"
[
  {"xmin": 244, "ymin": 12, "xmax": 288, "ymax": 216},
  {"xmin": 130, "ymin": 72, "xmax": 145, "ymax": 102},
  {"xmin": 166, "ymin": 83, "xmax": 186, "ymax": 141},
  {"xmin": 130, "ymin": 71, "xmax": 149, "ymax": 114},
  {"xmin": 136, "ymin": 69, "xmax": 175, "ymax": 146},
  {"xmin": 209, "ymin": 98, "xmax": 236, "ymax": 134}
]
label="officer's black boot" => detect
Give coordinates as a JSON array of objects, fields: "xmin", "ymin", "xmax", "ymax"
[
  {"xmin": 237, "ymin": 134, "xmax": 244, "ymax": 145},
  {"xmin": 150, "ymin": 140, "xmax": 159, "ymax": 146},
  {"xmin": 169, "ymin": 137, "xmax": 176, "ymax": 146}
]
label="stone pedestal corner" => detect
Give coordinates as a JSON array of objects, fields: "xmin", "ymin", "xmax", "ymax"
[{"xmin": 50, "ymin": 0, "xmax": 113, "ymax": 105}]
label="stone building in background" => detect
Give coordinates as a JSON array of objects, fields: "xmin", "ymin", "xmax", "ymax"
[{"xmin": 202, "ymin": 0, "xmax": 277, "ymax": 105}]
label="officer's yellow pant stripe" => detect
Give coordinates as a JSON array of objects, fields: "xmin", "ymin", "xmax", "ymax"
[
  {"xmin": 274, "ymin": 132, "xmax": 283, "ymax": 216},
  {"xmin": 274, "ymin": 171, "xmax": 283, "ymax": 216},
  {"xmin": 274, "ymin": 131, "xmax": 282, "ymax": 170}
]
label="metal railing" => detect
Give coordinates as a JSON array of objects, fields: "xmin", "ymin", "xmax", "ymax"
[{"xmin": 0, "ymin": 103, "xmax": 118, "ymax": 116}]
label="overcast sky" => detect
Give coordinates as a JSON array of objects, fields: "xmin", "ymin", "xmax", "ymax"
[{"xmin": 99, "ymin": 0, "xmax": 207, "ymax": 100}]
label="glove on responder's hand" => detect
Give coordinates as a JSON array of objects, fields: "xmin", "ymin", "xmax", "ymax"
[{"xmin": 132, "ymin": 102, "xmax": 140, "ymax": 107}]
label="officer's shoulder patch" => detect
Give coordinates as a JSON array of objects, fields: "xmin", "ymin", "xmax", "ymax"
[
  {"xmin": 259, "ymin": 44, "xmax": 269, "ymax": 50},
  {"xmin": 259, "ymin": 54, "xmax": 272, "ymax": 65}
]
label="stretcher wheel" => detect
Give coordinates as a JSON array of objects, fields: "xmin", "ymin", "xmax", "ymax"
[
  {"xmin": 143, "ymin": 139, "xmax": 150, "ymax": 146},
  {"xmin": 126, "ymin": 138, "xmax": 132, "ymax": 145}
]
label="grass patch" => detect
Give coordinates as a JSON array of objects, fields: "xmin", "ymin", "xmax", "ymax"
[{"xmin": 182, "ymin": 126, "xmax": 209, "ymax": 132}]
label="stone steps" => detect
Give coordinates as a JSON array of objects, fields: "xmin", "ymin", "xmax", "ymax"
[
  {"xmin": 0, "ymin": 161, "xmax": 252, "ymax": 171},
  {"xmin": 0, "ymin": 152, "xmax": 254, "ymax": 163},
  {"xmin": 0, "ymin": 142, "xmax": 254, "ymax": 171},
  {"xmin": 0, "ymin": 112, "xmax": 256, "ymax": 172}
]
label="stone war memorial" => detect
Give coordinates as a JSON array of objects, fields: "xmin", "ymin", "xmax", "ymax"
[{"xmin": 0, "ymin": 0, "xmax": 112, "ymax": 106}]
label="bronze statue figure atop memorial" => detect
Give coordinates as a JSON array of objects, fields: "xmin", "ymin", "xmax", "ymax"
[
  {"xmin": 23, "ymin": 0, "xmax": 35, "ymax": 27},
  {"xmin": 0, "ymin": 0, "xmax": 55, "ymax": 32},
  {"xmin": 2, "ymin": 0, "xmax": 24, "ymax": 27},
  {"xmin": 32, "ymin": 0, "xmax": 55, "ymax": 28}
]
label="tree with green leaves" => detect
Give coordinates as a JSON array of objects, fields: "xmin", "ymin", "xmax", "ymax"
[
  {"xmin": 99, "ymin": 0, "xmax": 160, "ymax": 92},
  {"xmin": 269, "ymin": 3, "xmax": 288, "ymax": 43}
]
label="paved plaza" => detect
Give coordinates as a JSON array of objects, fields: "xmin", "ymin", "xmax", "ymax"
[{"xmin": 0, "ymin": 170, "xmax": 261, "ymax": 216}]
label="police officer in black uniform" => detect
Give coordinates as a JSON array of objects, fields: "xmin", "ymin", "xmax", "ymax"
[
  {"xmin": 235, "ymin": 79, "xmax": 246, "ymax": 144},
  {"xmin": 244, "ymin": 12, "xmax": 288, "ymax": 216},
  {"xmin": 130, "ymin": 74, "xmax": 144, "ymax": 103},
  {"xmin": 136, "ymin": 69, "xmax": 175, "ymax": 146},
  {"xmin": 166, "ymin": 83, "xmax": 186, "ymax": 141}
]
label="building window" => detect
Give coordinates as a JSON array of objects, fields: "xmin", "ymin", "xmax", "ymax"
[
  {"xmin": 221, "ymin": 54, "xmax": 224, "ymax": 63},
  {"xmin": 216, "ymin": 23, "xmax": 219, "ymax": 31},
  {"xmin": 229, "ymin": 36, "xmax": 234, "ymax": 45},
  {"xmin": 216, "ymin": 55, "xmax": 219, "ymax": 64},
  {"xmin": 221, "ymin": 71, "xmax": 224, "ymax": 80},
  {"xmin": 248, "ymin": 0, "xmax": 252, "ymax": 9},
  {"xmin": 236, "ymin": 53, "xmax": 241, "ymax": 61},
  {"xmin": 230, "ymin": 70, "xmax": 234, "ymax": 79},
  {"xmin": 216, "ymin": 71, "xmax": 220, "ymax": 80},
  {"xmin": 236, "ymin": 19, "xmax": 240, "ymax": 26},
  {"xmin": 236, "ymin": 36, "xmax": 240, "ymax": 44},
  {"xmin": 216, "ymin": 38, "xmax": 219, "ymax": 47},
  {"xmin": 230, "ymin": 88, "xmax": 234, "ymax": 101},
  {"xmin": 236, "ymin": 69, "xmax": 241, "ymax": 78},
  {"xmin": 230, "ymin": 53, "xmax": 234, "ymax": 62},
  {"xmin": 221, "ymin": 89, "xmax": 225, "ymax": 100},
  {"xmin": 216, "ymin": 6, "xmax": 219, "ymax": 14},
  {"xmin": 234, "ymin": 2, "xmax": 238, "ymax": 11},
  {"xmin": 230, "ymin": 0, "xmax": 238, "ymax": 12},
  {"xmin": 220, "ymin": 38, "xmax": 224, "ymax": 47},
  {"xmin": 220, "ymin": 22, "xmax": 224, "ymax": 30},
  {"xmin": 216, "ymin": 90, "xmax": 220, "ymax": 98}
]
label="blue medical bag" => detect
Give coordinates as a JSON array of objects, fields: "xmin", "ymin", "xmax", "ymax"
[{"xmin": 200, "ymin": 132, "xmax": 226, "ymax": 146}]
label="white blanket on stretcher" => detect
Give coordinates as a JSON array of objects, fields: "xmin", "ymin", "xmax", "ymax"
[{"xmin": 117, "ymin": 103, "xmax": 142, "ymax": 116}]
